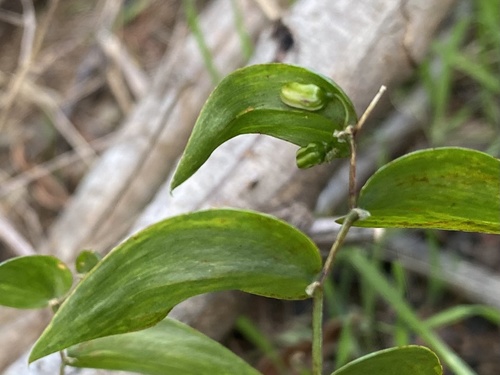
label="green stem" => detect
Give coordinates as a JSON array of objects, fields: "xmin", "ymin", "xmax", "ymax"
[
  {"xmin": 348, "ymin": 133, "xmax": 357, "ymax": 209},
  {"xmin": 311, "ymin": 284, "xmax": 323, "ymax": 375},
  {"xmin": 59, "ymin": 351, "xmax": 66, "ymax": 375},
  {"xmin": 308, "ymin": 208, "xmax": 367, "ymax": 375},
  {"xmin": 318, "ymin": 209, "xmax": 364, "ymax": 287},
  {"xmin": 50, "ymin": 300, "xmax": 67, "ymax": 375}
]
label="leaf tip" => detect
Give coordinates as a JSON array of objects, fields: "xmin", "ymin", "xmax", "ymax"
[
  {"xmin": 28, "ymin": 346, "xmax": 44, "ymax": 364},
  {"xmin": 169, "ymin": 174, "xmax": 182, "ymax": 193},
  {"xmin": 28, "ymin": 326, "xmax": 63, "ymax": 364}
]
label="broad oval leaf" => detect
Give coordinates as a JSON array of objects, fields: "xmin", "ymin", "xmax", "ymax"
[
  {"xmin": 0, "ymin": 255, "xmax": 72, "ymax": 309},
  {"xmin": 355, "ymin": 147, "xmax": 500, "ymax": 233},
  {"xmin": 171, "ymin": 63, "xmax": 357, "ymax": 190},
  {"xmin": 30, "ymin": 209, "xmax": 322, "ymax": 362},
  {"xmin": 332, "ymin": 345, "xmax": 442, "ymax": 375},
  {"xmin": 66, "ymin": 317, "xmax": 261, "ymax": 375}
]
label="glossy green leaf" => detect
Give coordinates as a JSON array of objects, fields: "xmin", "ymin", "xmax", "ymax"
[
  {"xmin": 30, "ymin": 209, "xmax": 321, "ymax": 362},
  {"xmin": 355, "ymin": 147, "xmax": 500, "ymax": 233},
  {"xmin": 75, "ymin": 250, "xmax": 102, "ymax": 274},
  {"xmin": 66, "ymin": 318, "xmax": 261, "ymax": 375},
  {"xmin": 171, "ymin": 63, "xmax": 357, "ymax": 190},
  {"xmin": 331, "ymin": 345, "xmax": 442, "ymax": 375},
  {"xmin": 0, "ymin": 255, "xmax": 72, "ymax": 309}
]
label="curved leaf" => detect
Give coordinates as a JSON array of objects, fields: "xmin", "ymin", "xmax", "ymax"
[
  {"xmin": 171, "ymin": 63, "xmax": 357, "ymax": 190},
  {"xmin": 0, "ymin": 255, "xmax": 72, "ymax": 309},
  {"xmin": 30, "ymin": 209, "xmax": 321, "ymax": 362},
  {"xmin": 332, "ymin": 345, "xmax": 442, "ymax": 375},
  {"xmin": 355, "ymin": 147, "xmax": 500, "ymax": 233},
  {"xmin": 66, "ymin": 318, "xmax": 261, "ymax": 375}
]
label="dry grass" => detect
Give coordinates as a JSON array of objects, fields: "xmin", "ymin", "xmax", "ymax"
[{"xmin": 0, "ymin": 0, "xmax": 180, "ymax": 257}]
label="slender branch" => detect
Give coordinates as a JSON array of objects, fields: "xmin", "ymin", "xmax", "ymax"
[
  {"xmin": 0, "ymin": 132, "xmax": 114, "ymax": 199},
  {"xmin": 309, "ymin": 87, "xmax": 385, "ymax": 375},
  {"xmin": 50, "ymin": 298, "xmax": 67, "ymax": 375},
  {"xmin": 18, "ymin": 0, "xmax": 36, "ymax": 67},
  {"xmin": 348, "ymin": 133, "xmax": 357, "ymax": 209},
  {"xmin": 311, "ymin": 284, "xmax": 323, "ymax": 375},
  {"xmin": 0, "ymin": 0, "xmax": 60, "ymax": 131},
  {"xmin": 58, "ymin": 351, "xmax": 66, "ymax": 375},
  {"xmin": 307, "ymin": 209, "xmax": 368, "ymax": 375},
  {"xmin": 353, "ymin": 85, "xmax": 387, "ymax": 135},
  {"xmin": 0, "ymin": 213, "xmax": 36, "ymax": 256},
  {"xmin": 347, "ymin": 85, "xmax": 386, "ymax": 209},
  {"xmin": 318, "ymin": 209, "xmax": 368, "ymax": 286}
]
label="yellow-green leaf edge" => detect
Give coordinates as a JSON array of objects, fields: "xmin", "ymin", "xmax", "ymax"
[
  {"xmin": 355, "ymin": 147, "xmax": 500, "ymax": 233},
  {"xmin": 30, "ymin": 209, "xmax": 322, "ymax": 362}
]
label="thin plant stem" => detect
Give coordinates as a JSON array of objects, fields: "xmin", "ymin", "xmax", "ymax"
[
  {"xmin": 308, "ymin": 209, "xmax": 366, "ymax": 375},
  {"xmin": 318, "ymin": 209, "xmax": 363, "ymax": 287},
  {"xmin": 311, "ymin": 284, "xmax": 323, "ymax": 375},
  {"xmin": 50, "ymin": 299, "xmax": 67, "ymax": 375},
  {"xmin": 59, "ymin": 351, "xmax": 66, "ymax": 375},
  {"xmin": 310, "ymin": 86, "xmax": 385, "ymax": 374},
  {"xmin": 353, "ymin": 85, "xmax": 387, "ymax": 135},
  {"xmin": 347, "ymin": 85, "xmax": 386, "ymax": 208},
  {"xmin": 348, "ymin": 134, "xmax": 357, "ymax": 209}
]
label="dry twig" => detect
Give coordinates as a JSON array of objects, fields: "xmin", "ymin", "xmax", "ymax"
[
  {"xmin": 0, "ymin": 8, "xmax": 24, "ymax": 26},
  {"xmin": 0, "ymin": 70, "xmax": 98, "ymax": 164},
  {"xmin": 0, "ymin": 0, "xmax": 60, "ymax": 131},
  {"xmin": 0, "ymin": 213, "xmax": 35, "ymax": 256},
  {"xmin": 0, "ymin": 135, "xmax": 114, "ymax": 199},
  {"xmin": 97, "ymin": 30, "xmax": 149, "ymax": 100}
]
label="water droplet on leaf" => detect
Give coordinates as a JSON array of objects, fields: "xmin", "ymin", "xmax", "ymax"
[{"xmin": 280, "ymin": 82, "xmax": 326, "ymax": 111}]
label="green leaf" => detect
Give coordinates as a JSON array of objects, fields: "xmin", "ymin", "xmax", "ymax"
[
  {"xmin": 355, "ymin": 147, "xmax": 500, "ymax": 233},
  {"xmin": 171, "ymin": 63, "xmax": 357, "ymax": 190},
  {"xmin": 75, "ymin": 250, "xmax": 102, "ymax": 274},
  {"xmin": 331, "ymin": 345, "xmax": 442, "ymax": 375},
  {"xmin": 0, "ymin": 255, "xmax": 72, "ymax": 309},
  {"xmin": 30, "ymin": 209, "xmax": 321, "ymax": 362},
  {"xmin": 66, "ymin": 318, "xmax": 261, "ymax": 375}
]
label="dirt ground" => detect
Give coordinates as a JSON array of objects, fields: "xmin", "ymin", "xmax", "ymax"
[{"xmin": 0, "ymin": 1, "xmax": 499, "ymax": 374}]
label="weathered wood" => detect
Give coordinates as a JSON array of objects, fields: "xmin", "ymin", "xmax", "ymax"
[
  {"xmin": 40, "ymin": 0, "xmax": 269, "ymax": 262},
  {"xmin": 3, "ymin": 0, "xmax": 456, "ymax": 373}
]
